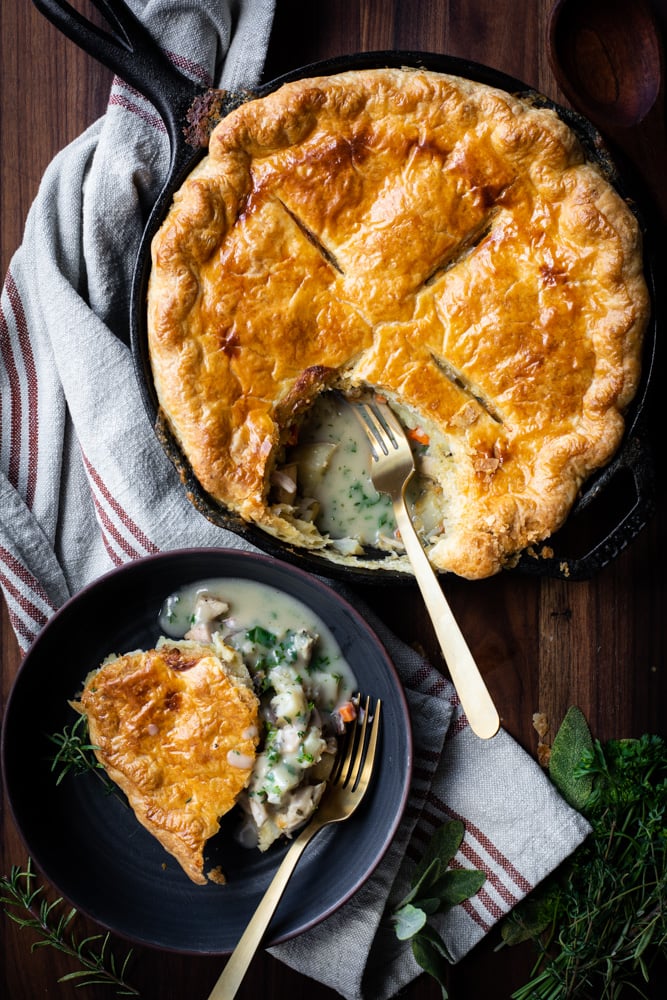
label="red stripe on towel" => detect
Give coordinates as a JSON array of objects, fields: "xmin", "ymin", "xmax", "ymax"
[
  {"xmin": 0, "ymin": 546, "xmax": 55, "ymax": 648},
  {"xmin": 164, "ymin": 49, "xmax": 213, "ymax": 87},
  {"xmin": 0, "ymin": 566, "xmax": 49, "ymax": 630},
  {"xmin": 108, "ymin": 92, "xmax": 167, "ymax": 133},
  {"xmin": 460, "ymin": 897, "xmax": 493, "ymax": 933},
  {"xmin": 433, "ymin": 797, "xmax": 533, "ymax": 895},
  {"xmin": 0, "ymin": 545, "xmax": 54, "ymax": 611},
  {"xmin": 82, "ymin": 453, "xmax": 159, "ymax": 556},
  {"xmin": 0, "ymin": 300, "xmax": 23, "ymax": 491},
  {"xmin": 455, "ymin": 840, "xmax": 522, "ymax": 910},
  {"xmin": 89, "ymin": 494, "xmax": 140, "ymax": 563},
  {"xmin": 5, "ymin": 271, "xmax": 39, "ymax": 509}
]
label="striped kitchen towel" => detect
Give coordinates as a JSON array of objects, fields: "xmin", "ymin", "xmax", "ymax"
[
  {"xmin": 270, "ymin": 604, "xmax": 590, "ymax": 998},
  {"xmin": 0, "ymin": 2, "xmax": 590, "ymax": 997}
]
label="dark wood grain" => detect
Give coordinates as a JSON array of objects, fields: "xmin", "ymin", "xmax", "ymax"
[{"xmin": 2, "ymin": 1, "xmax": 666, "ymax": 998}]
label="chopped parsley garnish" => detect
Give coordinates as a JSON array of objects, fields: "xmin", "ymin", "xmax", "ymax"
[
  {"xmin": 310, "ymin": 654, "xmax": 331, "ymax": 672},
  {"xmin": 246, "ymin": 626, "xmax": 276, "ymax": 647},
  {"xmin": 349, "ymin": 480, "xmax": 384, "ymax": 508}
]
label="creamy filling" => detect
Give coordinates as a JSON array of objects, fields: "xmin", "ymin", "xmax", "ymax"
[
  {"xmin": 159, "ymin": 578, "xmax": 357, "ymax": 851},
  {"xmin": 269, "ymin": 391, "xmax": 449, "ymax": 553}
]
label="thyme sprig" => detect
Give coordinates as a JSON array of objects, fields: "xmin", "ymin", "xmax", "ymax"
[
  {"xmin": 500, "ymin": 708, "xmax": 667, "ymax": 999},
  {"xmin": 0, "ymin": 860, "xmax": 140, "ymax": 996}
]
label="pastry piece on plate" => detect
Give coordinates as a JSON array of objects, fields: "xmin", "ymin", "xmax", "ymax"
[{"xmin": 73, "ymin": 639, "xmax": 259, "ymax": 885}]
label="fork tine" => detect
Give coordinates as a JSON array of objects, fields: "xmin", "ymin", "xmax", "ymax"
[
  {"xmin": 353, "ymin": 403, "xmax": 392, "ymax": 458},
  {"xmin": 346, "ymin": 694, "xmax": 370, "ymax": 788},
  {"xmin": 363, "ymin": 405, "xmax": 393, "ymax": 456},
  {"xmin": 353, "ymin": 399, "xmax": 413, "ymax": 464},
  {"xmin": 338, "ymin": 695, "xmax": 382, "ymax": 792},
  {"xmin": 355, "ymin": 698, "xmax": 381, "ymax": 792},
  {"xmin": 354, "ymin": 407, "xmax": 385, "ymax": 460},
  {"xmin": 370, "ymin": 401, "xmax": 406, "ymax": 449},
  {"xmin": 330, "ymin": 694, "xmax": 381, "ymax": 789},
  {"xmin": 329, "ymin": 707, "xmax": 358, "ymax": 783}
]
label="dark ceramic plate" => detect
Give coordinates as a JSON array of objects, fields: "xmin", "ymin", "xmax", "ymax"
[{"xmin": 1, "ymin": 548, "xmax": 412, "ymax": 954}]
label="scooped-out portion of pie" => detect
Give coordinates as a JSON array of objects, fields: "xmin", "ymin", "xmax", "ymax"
[{"xmin": 147, "ymin": 67, "xmax": 648, "ymax": 579}]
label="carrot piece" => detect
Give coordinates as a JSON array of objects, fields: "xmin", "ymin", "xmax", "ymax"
[
  {"xmin": 408, "ymin": 426, "xmax": 430, "ymax": 446},
  {"xmin": 338, "ymin": 701, "xmax": 357, "ymax": 723}
]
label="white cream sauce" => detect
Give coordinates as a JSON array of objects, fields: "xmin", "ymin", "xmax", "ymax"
[
  {"xmin": 281, "ymin": 392, "xmax": 445, "ymax": 550},
  {"xmin": 158, "ymin": 577, "xmax": 355, "ymax": 697},
  {"xmin": 290, "ymin": 394, "xmax": 395, "ymax": 546}
]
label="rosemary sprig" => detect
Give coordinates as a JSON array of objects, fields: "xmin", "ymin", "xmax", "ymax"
[
  {"xmin": 500, "ymin": 708, "xmax": 667, "ymax": 999},
  {"xmin": 0, "ymin": 859, "xmax": 140, "ymax": 996},
  {"xmin": 47, "ymin": 713, "xmax": 117, "ymax": 796}
]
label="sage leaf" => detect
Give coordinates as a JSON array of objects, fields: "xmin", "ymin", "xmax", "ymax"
[
  {"xmin": 391, "ymin": 820, "xmax": 486, "ymax": 996},
  {"xmin": 426, "ymin": 868, "xmax": 487, "ymax": 911},
  {"xmin": 548, "ymin": 706, "xmax": 594, "ymax": 810},
  {"xmin": 392, "ymin": 903, "xmax": 427, "ymax": 940},
  {"xmin": 400, "ymin": 856, "xmax": 441, "ymax": 907},
  {"xmin": 411, "ymin": 924, "xmax": 453, "ymax": 997},
  {"xmin": 415, "ymin": 897, "xmax": 441, "ymax": 916},
  {"xmin": 413, "ymin": 821, "xmax": 465, "ymax": 887},
  {"xmin": 499, "ymin": 883, "xmax": 559, "ymax": 946}
]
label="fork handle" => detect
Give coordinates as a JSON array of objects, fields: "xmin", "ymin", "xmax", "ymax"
[
  {"xmin": 207, "ymin": 821, "xmax": 322, "ymax": 1000},
  {"xmin": 392, "ymin": 496, "xmax": 500, "ymax": 739}
]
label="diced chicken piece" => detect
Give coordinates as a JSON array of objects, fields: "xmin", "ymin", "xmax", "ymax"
[
  {"xmin": 185, "ymin": 622, "xmax": 215, "ymax": 643},
  {"xmin": 271, "ymin": 684, "xmax": 308, "ymax": 724},
  {"xmin": 331, "ymin": 536, "xmax": 364, "ymax": 555},
  {"xmin": 292, "ymin": 497, "xmax": 320, "ymax": 523},
  {"xmin": 194, "ymin": 594, "xmax": 229, "ymax": 621},
  {"xmin": 184, "ymin": 593, "xmax": 229, "ymax": 642},
  {"xmin": 277, "ymin": 781, "xmax": 326, "ymax": 835},
  {"xmin": 271, "ymin": 464, "xmax": 298, "ymax": 503}
]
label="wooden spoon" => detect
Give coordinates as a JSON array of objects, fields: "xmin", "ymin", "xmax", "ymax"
[
  {"xmin": 548, "ymin": 0, "xmax": 662, "ymax": 128},
  {"xmin": 548, "ymin": 0, "xmax": 667, "ymax": 219}
]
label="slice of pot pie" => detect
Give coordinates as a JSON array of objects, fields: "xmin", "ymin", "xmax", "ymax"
[
  {"xmin": 73, "ymin": 639, "xmax": 259, "ymax": 885},
  {"xmin": 147, "ymin": 67, "xmax": 648, "ymax": 579}
]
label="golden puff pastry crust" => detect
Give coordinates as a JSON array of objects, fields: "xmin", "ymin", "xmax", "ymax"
[
  {"xmin": 74, "ymin": 641, "xmax": 259, "ymax": 885},
  {"xmin": 147, "ymin": 67, "xmax": 648, "ymax": 579}
]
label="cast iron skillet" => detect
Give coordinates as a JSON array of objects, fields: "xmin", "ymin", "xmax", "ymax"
[{"xmin": 33, "ymin": 0, "xmax": 658, "ymax": 583}]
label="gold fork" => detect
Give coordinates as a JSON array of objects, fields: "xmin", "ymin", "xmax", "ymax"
[
  {"xmin": 353, "ymin": 398, "xmax": 500, "ymax": 740},
  {"xmin": 207, "ymin": 695, "xmax": 382, "ymax": 1000}
]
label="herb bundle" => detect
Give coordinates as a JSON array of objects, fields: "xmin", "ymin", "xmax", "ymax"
[
  {"xmin": 391, "ymin": 820, "xmax": 486, "ymax": 997},
  {"xmin": 501, "ymin": 708, "xmax": 667, "ymax": 999}
]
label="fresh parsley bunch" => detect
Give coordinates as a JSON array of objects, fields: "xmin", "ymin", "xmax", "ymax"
[{"xmin": 501, "ymin": 707, "xmax": 667, "ymax": 1000}]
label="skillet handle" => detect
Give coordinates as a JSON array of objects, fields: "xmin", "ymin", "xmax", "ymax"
[
  {"xmin": 516, "ymin": 429, "xmax": 656, "ymax": 581},
  {"xmin": 32, "ymin": 0, "xmax": 201, "ymax": 150}
]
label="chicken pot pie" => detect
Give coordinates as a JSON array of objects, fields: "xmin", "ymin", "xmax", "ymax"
[{"xmin": 147, "ymin": 67, "xmax": 648, "ymax": 579}]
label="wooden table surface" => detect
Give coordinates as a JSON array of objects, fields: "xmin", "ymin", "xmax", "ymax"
[{"xmin": 1, "ymin": 1, "xmax": 666, "ymax": 998}]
